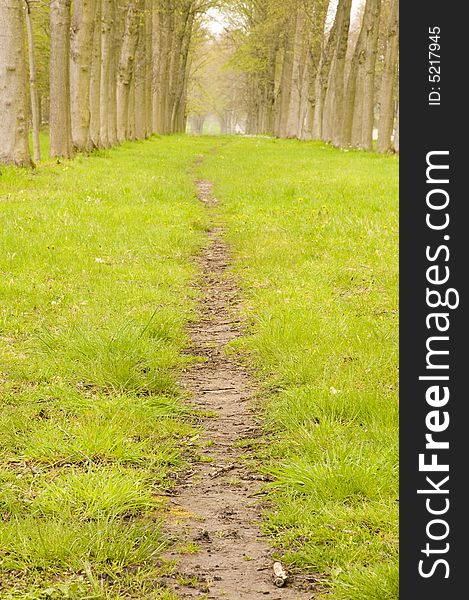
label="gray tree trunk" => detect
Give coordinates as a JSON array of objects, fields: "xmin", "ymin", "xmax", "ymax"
[
  {"xmin": 70, "ymin": 0, "xmax": 96, "ymax": 151},
  {"xmin": 134, "ymin": 3, "xmax": 147, "ymax": 139},
  {"xmin": 274, "ymin": 9, "xmax": 297, "ymax": 138},
  {"xmin": 328, "ymin": 0, "xmax": 352, "ymax": 146},
  {"xmin": 393, "ymin": 102, "xmax": 399, "ymax": 152},
  {"xmin": 377, "ymin": 0, "xmax": 399, "ymax": 153},
  {"xmin": 144, "ymin": 0, "xmax": 152, "ymax": 137},
  {"xmin": 25, "ymin": 0, "xmax": 41, "ymax": 162},
  {"xmin": 116, "ymin": 0, "xmax": 142, "ymax": 142},
  {"xmin": 89, "ymin": 0, "xmax": 101, "ymax": 147},
  {"xmin": 360, "ymin": 0, "xmax": 381, "ymax": 150},
  {"xmin": 99, "ymin": 0, "xmax": 114, "ymax": 147},
  {"xmin": 49, "ymin": 0, "xmax": 73, "ymax": 158},
  {"xmin": 0, "ymin": 0, "xmax": 31, "ymax": 166}
]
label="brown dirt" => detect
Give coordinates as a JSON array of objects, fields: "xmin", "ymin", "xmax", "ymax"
[{"xmin": 161, "ymin": 181, "xmax": 315, "ymax": 599}]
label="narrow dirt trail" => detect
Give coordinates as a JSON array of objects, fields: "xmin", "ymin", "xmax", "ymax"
[{"xmin": 161, "ymin": 181, "xmax": 313, "ymax": 599}]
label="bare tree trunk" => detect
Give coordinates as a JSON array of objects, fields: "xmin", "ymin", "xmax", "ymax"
[
  {"xmin": 322, "ymin": 0, "xmax": 352, "ymax": 143},
  {"xmin": 144, "ymin": 0, "xmax": 153, "ymax": 137},
  {"xmin": 274, "ymin": 9, "xmax": 297, "ymax": 138},
  {"xmin": 285, "ymin": 7, "xmax": 308, "ymax": 138},
  {"xmin": 312, "ymin": 8, "xmax": 340, "ymax": 140},
  {"xmin": 377, "ymin": 0, "xmax": 398, "ymax": 153},
  {"xmin": 342, "ymin": 0, "xmax": 380, "ymax": 149},
  {"xmin": 0, "ymin": 0, "xmax": 31, "ymax": 166},
  {"xmin": 107, "ymin": 0, "xmax": 119, "ymax": 146},
  {"xmin": 134, "ymin": 4, "xmax": 147, "ymax": 139},
  {"xmin": 99, "ymin": 0, "xmax": 114, "ymax": 147},
  {"xmin": 341, "ymin": 27, "xmax": 364, "ymax": 147},
  {"xmin": 330, "ymin": 0, "xmax": 352, "ymax": 146},
  {"xmin": 170, "ymin": 8, "xmax": 194, "ymax": 132},
  {"xmin": 152, "ymin": 4, "xmax": 170, "ymax": 134},
  {"xmin": 89, "ymin": 0, "xmax": 101, "ymax": 147},
  {"xmin": 301, "ymin": 0, "xmax": 329, "ymax": 140},
  {"xmin": 116, "ymin": 0, "xmax": 142, "ymax": 142},
  {"xmin": 393, "ymin": 101, "xmax": 399, "ymax": 152},
  {"xmin": 128, "ymin": 74, "xmax": 136, "ymax": 139},
  {"xmin": 49, "ymin": 0, "xmax": 73, "ymax": 159},
  {"xmin": 70, "ymin": 0, "xmax": 96, "ymax": 151},
  {"xmin": 360, "ymin": 0, "xmax": 381, "ymax": 150},
  {"xmin": 25, "ymin": 0, "xmax": 41, "ymax": 162}
]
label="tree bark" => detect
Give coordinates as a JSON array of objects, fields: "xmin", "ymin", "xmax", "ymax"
[
  {"xmin": 321, "ymin": 0, "xmax": 352, "ymax": 143},
  {"xmin": 274, "ymin": 9, "xmax": 297, "ymax": 138},
  {"xmin": 70, "ymin": 0, "xmax": 96, "ymax": 151},
  {"xmin": 144, "ymin": 0, "xmax": 153, "ymax": 136},
  {"xmin": 360, "ymin": 0, "xmax": 381, "ymax": 150},
  {"xmin": 89, "ymin": 0, "xmax": 102, "ymax": 147},
  {"xmin": 49, "ymin": 0, "xmax": 73, "ymax": 158},
  {"xmin": 328, "ymin": 0, "xmax": 352, "ymax": 146},
  {"xmin": 25, "ymin": 0, "xmax": 41, "ymax": 162},
  {"xmin": 312, "ymin": 7, "xmax": 340, "ymax": 140},
  {"xmin": 134, "ymin": 2, "xmax": 147, "ymax": 139},
  {"xmin": 393, "ymin": 101, "xmax": 399, "ymax": 152},
  {"xmin": 377, "ymin": 0, "xmax": 399, "ymax": 153},
  {"xmin": 0, "ymin": 0, "xmax": 31, "ymax": 166},
  {"xmin": 116, "ymin": 0, "xmax": 142, "ymax": 142},
  {"xmin": 301, "ymin": 0, "xmax": 328, "ymax": 140},
  {"xmin": 99, "ymin": 0, "xmax": 114, "ymax": 147}
]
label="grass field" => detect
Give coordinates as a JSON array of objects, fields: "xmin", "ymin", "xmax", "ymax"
[
  {"xmin": 1, "ymin": 135, "xmax": 398, "ymax": 598},
  {"xmin": 0, "ymin": 135, "xmax": 215, "ymax": 598},
  {"xmin": 200, "ymin": 138, "xmax": 399, "ymax": 598}
]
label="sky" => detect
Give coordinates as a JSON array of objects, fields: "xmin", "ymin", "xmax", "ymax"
[{"xmin": 205, "ymin": 0, "xmax": 366, "ymax": 36}]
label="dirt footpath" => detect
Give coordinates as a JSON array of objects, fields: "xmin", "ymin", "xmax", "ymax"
[{"xmin": 161, "ymin": 181, "xmax": 314, "ymax": 599}]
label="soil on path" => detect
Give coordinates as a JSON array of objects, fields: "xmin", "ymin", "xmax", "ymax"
[{"xmin": 161, "ymin": 181, "xmax": 314, "ymax": 599}]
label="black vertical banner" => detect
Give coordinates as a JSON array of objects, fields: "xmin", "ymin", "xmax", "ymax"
[{"xmin": 400, "ymin": 3, "xmax": 466, "ymax": 598}]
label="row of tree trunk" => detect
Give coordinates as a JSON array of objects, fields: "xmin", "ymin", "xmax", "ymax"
[
  {"xmin": 0, "ymin": 0, "xmax": 201, "ymax": 166},
  {"xmin": 242, "ymin": 0, "xmax": 399, "ymax": 152}
]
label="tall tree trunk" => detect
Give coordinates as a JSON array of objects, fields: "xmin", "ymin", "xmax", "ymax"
[
  {"xmin": 377, "ymin": 0, "xmax": 399, "ymax": 153},
  {"xmin": 70, "ymin": 0, "xmax": 96, "ymax": 151},
  {"xmin": 330, "ymin": 0, "xmax": 352, "ymax": 146},
  {"xmin": 285, "ymin": 7, "xmax": 308, "ymax": 138},
  {"xmin": 170, "ymin": 8, "xmax": 194, "ymax": 133},
  {"xmin": 89, "ymin": 0, "xmax": 102, "ymax": 147},
  {"xmin": 134, "ymin": 3, "xmax": 147, "ymax": 139},
  {"xmin": 393, "ymin": 101, "xmax": 399, "ymax": 152},
  {"xmin": 144, "ymin": 0, "xmax": 153, "ymax": 137},
  {"xmin": 342, "ymin": 0, "xmax": 381, "ymax": 148},
  {"xmin": 341, "ymin": 27, "xmax": 364, "ymax": 147},
  {"xmin": 25, "ymin": 0, "xmax": 41, "ymax": 162},
  {"xmin": 128, "ymin": 74, "xmax": 136, "ymax": 139},
  {"xmin": 312, "ymin": 7, "xmax": 340, "ymax": 140},
  {"xmin": 116, "ymin": 0, "xmax": 142, "ymax": 142},
  {"xmin": 301, "ymin": 0, "xmax": 329, "ymax": 140},
  {"xmin": 274, "ymin": 9, "xmax": 297, "ymax": 138},
  {"xmin": 0, "ymin": 0, "xmax": 31, "ymax": 166},
  {"xmin": 99, "ymin": 0, "xmax": 114, "ymax": 147},
  {"xmin": 360, "ymin": 0, "xmax": 381, "ymax": 150},
  {"xmin": 152, "ymin": 5, "xmax": 170, "ymax": 134},
  {"xmin": 49, "ymin": 0, "xmax": 72, "ymax": 159},
  {"xmin": 107, "ymin": 0, "xmax": 119, "ymax": 146},
  {"xmin": 322, "ymin": 0, "xmax": 352, "ymax": 143}
]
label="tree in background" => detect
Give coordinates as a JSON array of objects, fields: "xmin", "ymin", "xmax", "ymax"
[
  {"xmin": 0, "ymin": 0, "xmax": 32, "ymax": 166},
  {"xmin": 49, "ymin": 0, "xmax": 72, "ymax": 158},
  {"xmin": 25, "ymin": 0, "xmax": 41, "ymax": 162},
  {"xmin": 70, "ymin": 0, "xmax": 97, "ymax": 151},
  {"xmin": 0, "ymin": 0, "xmax": 398, "ymax": 163},
  {"xmin": 221, "ymin": 0, "xmax": 398, "ymax": 151},
  {"xmin": 377, "ymin": 0, "xmax": 398, "ymax": 153}
]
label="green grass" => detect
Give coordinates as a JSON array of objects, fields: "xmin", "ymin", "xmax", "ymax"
[
  {"xmin": 199, "ymin": 138, "xmax": 399, "ymax": 598},
  {"xmin": 1, "ymin": 134, "xmax": 398, "ymax": 598},
  {"xmin": 0, "ymin": 134, "xmax": 215, "ymax": 598}
]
